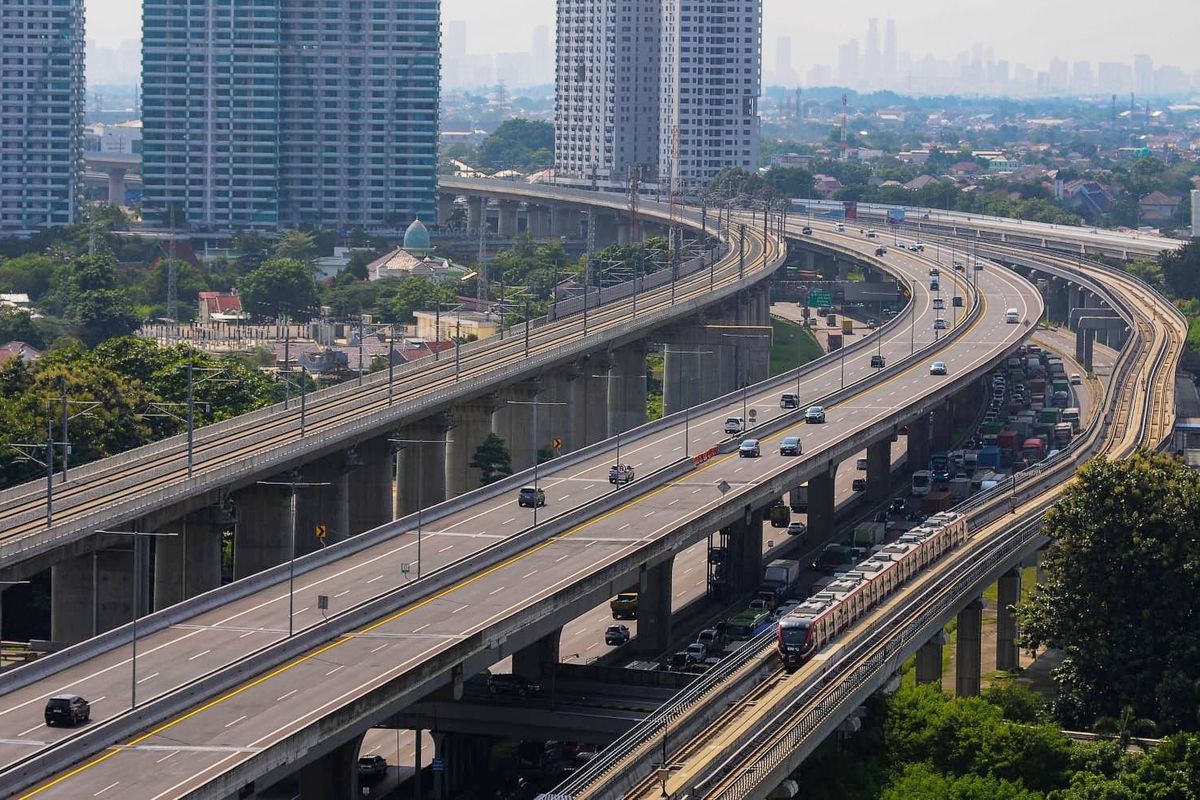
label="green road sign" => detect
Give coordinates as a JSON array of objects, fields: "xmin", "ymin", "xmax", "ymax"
[{"xmin": 808, "ymin": 290, "xmax": 832, "ymax": 308}]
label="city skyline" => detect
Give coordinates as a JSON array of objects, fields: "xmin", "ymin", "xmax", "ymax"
[{"xmin": 88, "ymin": 0, "xmax": 1200, "ymax": 81}]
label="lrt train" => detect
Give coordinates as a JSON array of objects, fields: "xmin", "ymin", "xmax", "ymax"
[{"xmin": 777, "ymin": 512, "xmax": 970, "ymax": 669}]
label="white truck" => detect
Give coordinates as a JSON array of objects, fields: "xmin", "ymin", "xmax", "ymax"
[
  {"xmin": 608, "ymin": 464, "xmax": 635, "ymax": 484},
  {"xmin": 761, "ymin": 559, "xmax": 801, "ymax": 598}
]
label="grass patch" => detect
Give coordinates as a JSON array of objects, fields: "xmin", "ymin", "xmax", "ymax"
[{"xmin": 769, "ymin": 316, "xmax": 824, "ymax": 377}]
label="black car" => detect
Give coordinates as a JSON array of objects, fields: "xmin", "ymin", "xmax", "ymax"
[
  {"xmin": 487, "ymin": 673, "xmax": 542, "ymax": 697},
  {"xmin": 801, "ymin": 226, "xmax": 813, "ymax": 235},
  {"xmin": 517, "ymin": 486, "xmax": 546, "ymax": 508},
  {"xmin": 358, "ymin": 755, "xmax": 388, "ymax": 782},
  {"xmin": 870, "ymin": 354, "xmax": 886, "ymax": 369},
  {"xmin": 44, "ymin": 694, "xmax": 89, "ymax": 727},
  {"xmin": 889, "ymin": 497, "xmax": 906, "ymax": 513}
]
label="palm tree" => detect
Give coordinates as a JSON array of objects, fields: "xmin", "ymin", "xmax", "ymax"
[{"xmin": 1092, "ymin": 705, "xmax": 1158, "ymax": 750}]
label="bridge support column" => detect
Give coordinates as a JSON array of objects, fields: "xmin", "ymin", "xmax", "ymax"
[
  {"xmin": 593, "ymin": 213, "xmax": 618, "ymax": 247},
  {"xmin": 718, "ymin": 510, "xmax": 765, "ymax": 599},
  {"xmin": 631, "ymin": 556, "xmax": 674, "ymax": 657},
  {"xmin": 233, "ymin": 482, "xmax": 292, "ymax": 578},
  {"xmin": 152, "ymin": 512, "xmax": 225, "ymax": 610},
  {"xmin": 739, "ymin": 290, "xmax": 772, "ymax": 385},
  {"xmin": 298, "ymin": 732, "xmax": 363, "ymax": 800},
  {"xmin": 916, "ymin": 632, "xmax": 947, "ymax": 685},
  {"xmin": 996, "ymin": 569, "xmax": 1022, "ymax": 671},
  {"xmin": 930, "ymin": 403, "xmax": 954, "ymax": 453},
  {"xmin": 955, "ymin": 598, "xmax": 984, "ymax": 697},
  {"xmin": 512, "ymin": 627, "xmax": 561, "ymax": 684},
  {"xmin": 807, "ymin": 465, "xmax": 838, "ymax": 543},
  {"xmin": 432, "ymin": 733, "xmax": 491, "ymax": 800},
  {"xmin": 608, "ymin": 342, "xmax": 648, "ymax": 435},
  {"xmin": 397, "ymin": 415, "xmax": 451, "ymax": 516},
  {"xmin": 865, "ymin": 438, "xmax": 892, "ymax": 503},
  {"xmin": 538, "ymin": 368, "xmax": 577, "ymax": 456},
  {"xmin": 552, "ymin": 205, "xmax": 580, "ymax": 238},
  {"xmin": 347, "ymin": 436, "xmax": 394, "ymax": 535},
  {"xmin": 906, "ymin": 413, "xmax": 931, "ymax": 471},
  {"xmin": 528, "ymin": 205, "xmax": 552, "ymax": 238},
  {"xmin": 107, "ymin": 167, "xmax": 126, "ymax": 205},
  {"xmin": 495, "ymin": 380, "xmax": 541, "ymax": 473},
  {"xmin": 572, "ymin": 354, "xmax": 611, "ymax": 446},
  {"xmin": 467, "ymin": 196, "xmax": 485, "ymax": 234},
  {"xmin": 497, "ymin": 200, "xmax": 519, "ymax": 238},
  {"xmin": 51, "ymin": 547, "xmax": 134, "ymax": 644},
  {"xmin": 662, "ymin": 338, "xmax": 706, "ymax": 415},
  {"xmin": 1075, "ymin": 328, "xmax": 1096, "ymax": 373},
  {"xmin": 294, "ymin": 454, "xmax": 351, "ymax": 558},
  {"xmin": 447, "ymin": 394, "xmax": 500, "ymax": 496},
  {"xmin": 438, "ymin": 194, "xmax": 455, "ymax": 227}
]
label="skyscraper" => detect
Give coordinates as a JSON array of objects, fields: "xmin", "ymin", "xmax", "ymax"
[
  {"xmin": 142, "ymin": 0, "xmax": 439, "ymax": 232},
  {"xmin": 0, "ymin": 0, "xmax": 85, "ymax": 231},
  {"xmin": 837, "ymin": 40, "xmax": 861, "ymax": 87},
  {"xmin": 554, "ymin": 0, "xmax": 660, "ymax": 183},
  {"xmin": 1133, "ymin": 54, "xmax": 1154, "ymax": 96},
  {"xmin": 775, "ymin": 37, "xmax": 795, "ymax": 87},
  {"xmin": 863, "ymin": 19, "xmax": 881, "ymax": 87},
  {"xmin": 533, "ymin": 24, "xmax": 553, "ymax": 84},
  {"xmin": 660, "ymin": 0, "xmax": 761, "ymax": 188},
  {"xmin": 883, "ymin": 20, "xmax": 897, "ymax": 87}
]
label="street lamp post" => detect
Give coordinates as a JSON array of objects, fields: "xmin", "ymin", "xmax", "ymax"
[
  {"xmin": 389, "ymin": 438, "xmax": 446, "ymax": 578},
  {"xmin": 504, "ymin": 399, "xmax": 566, "ymax": 526},
  {"xmin": 667, "ymin": 349, "xmax": 711, "ymax": 457},
  {"xmin": 96, "ymin": 528, "xmax": 179, "ymax": 707}
]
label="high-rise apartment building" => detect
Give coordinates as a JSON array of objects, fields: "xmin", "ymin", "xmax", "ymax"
[
  {"xmin": 554, "ymin": 0, "xmax": 660, "ymax": 183},
  {"xmin": 863, "ymin": 19, "xmax": 881, "ymax": 86},
  {"xmin": 555, "ymin": 0, "xmax": 759, "ymax": 189},
  {"xmin": 0, "ymin": 0, "xmax": 85, "ymax": 231},
  {"xmin": 660, "ymin": 0, "xmax": 760, "ymax": 188},
  {"xmin": 883, "ymin": 20, "xmax": 897, "ymax": 86},
  {"xmin": 142, "ymin": 0, "xmax": 438, "ymax": 232}
]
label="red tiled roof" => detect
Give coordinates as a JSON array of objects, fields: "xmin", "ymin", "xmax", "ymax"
[{"xmin": 199, "ymin": 292, "xmax": 243, "ymax": 314}]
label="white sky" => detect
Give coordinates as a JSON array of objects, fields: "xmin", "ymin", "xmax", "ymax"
[{"xmin": 87, "ymin": 0, "xmax": 1200, "ymax": 75}]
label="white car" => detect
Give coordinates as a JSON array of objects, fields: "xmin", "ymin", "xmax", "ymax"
[
  {"xmin": 932, "ymin": 298, "xmax": 945, "ymax": 310},
  {"xmin": 1070, "ymin": 373, "xmax": 1082, "ymax": 385},
  {"xmin": 724, "ymin": 417, "xmax": 743, "ymax": 434},
  {"xmin": 933, "ymin": 318, "xmax": 947, "ymax": 330},
  {"xmin": 930, "ymin": 361, "xmax": 948, "ymax": 376}
]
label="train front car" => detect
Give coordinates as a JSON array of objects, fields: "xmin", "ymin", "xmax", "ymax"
[{"xmin": 777, "ymin": 616, "xmax": 815, "ymax": 669}]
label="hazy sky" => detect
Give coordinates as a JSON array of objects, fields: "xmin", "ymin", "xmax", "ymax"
[{"xmin": 87, "ymin": 0, "xmax": 1200, "ymax": 74}]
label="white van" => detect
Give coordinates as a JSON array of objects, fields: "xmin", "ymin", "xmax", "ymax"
[{"xmin": 1005, "ymin": 308, "xmax": 1020, "ymax": 324}]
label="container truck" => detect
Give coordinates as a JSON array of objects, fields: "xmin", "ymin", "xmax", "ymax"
[
  {"xmin": 921, "ymin": 490, "xmax": 954, "ymax": 513},
  {"xmin": 1053, "ymin": 422, "xmax": 1073, "ymax": 447},
  {"xmin": 762, "ymin": 559, "xmax": 801, "ymax": 597},
  {"xmin": 767, "ymin": 502, "xmax": 791, "ymax": 528},
  {"xmin": 790, "ymin": 483, "xmax": 808, "ymax": 513},
  {"xmin": 842, "ymin": 318, "xmax": 854, "ymax": 335},
  {"xmin": 997, "ymin": 430, "xmax": 1020, "ymax": 453},
  {"xmin": 851, "ymin": 522, "xmax": 886, "ymax": 548},
  {"xmin": 949, "ymin": 475, "xmax": 972, "ymax": 500},
  {"xmin": 978, "ymin": 446, "xmax": 1003, "ymax": 469},
  {"xmin": 827, "ymin": 333, "xmax": 843, "ymax": 351}
]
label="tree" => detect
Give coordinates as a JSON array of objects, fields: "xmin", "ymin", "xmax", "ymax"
[
  {"xmin": 72, "ymin": 290, "xmax": 140, "ymax": 347},
  {"xmin": 1160, "ymin": 240, "xmax": 1200, "ymax": 300},
  {"xmin": 880, "ymin": 763, "xmax": 1044, "ymax": 800},
  {"xmin": 239, "ymin": 258, "xmax": 320, "ymax": 321},
  {"xmin": 0, "ymin": 254, "xmax": 58, "ymax": 300},
  {"xmin": 1092, "ymin": 706, "xmax": 1159, "ymax": 751},
  {"xmin": 470, "ymin": 433, "xmax": 512, "ymax": 486},
  {"xmin": 1018, "ymin": 451, "xmax": 1200, "ymax": 732},
  {"xmin": 232, "ymin": 230, "xmax": 270, "ymax": 274},
  {"xmin": 764, "ymin": 167, "xmax": 816, "ymax": 198},
  {"xmin": 477, "ymin": 119, "xmax": 554, "ymax": 172},
  {"xmin": 272, "ymin": 229, "xmax": 318, "ymax": 266}
]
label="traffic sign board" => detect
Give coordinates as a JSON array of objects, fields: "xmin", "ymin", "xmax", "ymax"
[
  {"xmin": 551, "ymin": 437, "xmax": 563, "ymax": 450},
  {"xmin": 432, "ymin": 758, "xmax": 444, "ymax": 773},
  {"xmin": 315, "ymin": 524, "xmax": 327, "ymax": 540},
  {"xmin": 808, "ymin": 290, "xmax": 832, "ymax": 308}
]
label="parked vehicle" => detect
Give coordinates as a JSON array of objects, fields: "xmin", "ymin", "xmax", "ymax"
[
  {"xmin": 44, "ymin": 695, "xmax": 89, "ymax": 727},
  {"xmin": 911, "ymin": 470, "xmax": 933, "ymax": 496},
  {"xmin": 605, "ymin": 624, "xmax": 631, "ymax": 645},
  {"xmin": 517, "ymin": 487, "xmax": 546, "ymax": 507},
  {"xmin": 697, "ymin": 628, "xmax": 725, "ymax": 653}
]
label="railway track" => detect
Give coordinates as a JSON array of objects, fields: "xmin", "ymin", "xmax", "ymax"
[
  {"xmin": 571, "ymin": 243, "xmax": 1184, "ymax": 800},
  {"xmin": 0, "ymin": 223, "xmax": 783, "ymax": 561}
]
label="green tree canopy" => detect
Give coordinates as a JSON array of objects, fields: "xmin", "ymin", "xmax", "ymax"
[
  {"xmin": 470, "ymin": 433, "xmax": 512, "ymax": 486},
  {"xmin": 239, "ymin": 257, "xmax": 320, "ymax": 321},
  {"xmin": 272, "ymin": 229, "xmax": 318, "ymax": 266},
  {"xmin": 1018, "ymin": 451, "xmax": 1200, "ymax": 732},
  {"xmin": 880, "ymin": 763, "xmax": 1044, "ymax": 800},
  {"xmin": 0, "ymin": 254, "xmax": 58, "ymax": 300},
  {"xmin": 1160, "ymin": 239, "xmax": 1200, "ymax": 300},
  {"xmin": 477, "ymin": 119, "xmax": 554, "ymax": 172},
  {"xmin": 764, "ymin": 167, "xmax": 816, "ymax": 198}
]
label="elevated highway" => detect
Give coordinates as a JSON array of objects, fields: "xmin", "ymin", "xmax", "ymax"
[
  {"xmin": 555, "ymin": 239, "xmax": 1185, "ymax": 800},
  {"xmin": 3, "ymin": 199, "xmax": 1044, "ymax": 797}
]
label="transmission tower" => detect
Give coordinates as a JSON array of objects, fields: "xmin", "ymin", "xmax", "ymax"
[{"xmin": 628, "ymin": 166, "xmax": 641, "ymax": 243}]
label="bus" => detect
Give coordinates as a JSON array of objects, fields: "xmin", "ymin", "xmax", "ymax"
[
  {"xmin": 911, "ymin": 470, "xmax": 933, "ymax": 496},
  {"xmin": 721, "ymin": 609, "xmax": 772, "ymax": 641}
]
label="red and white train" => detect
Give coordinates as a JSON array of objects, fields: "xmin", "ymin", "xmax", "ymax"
[{"xmin": 776, "ymin": 512, "xmax": 970, "ymax": 669}]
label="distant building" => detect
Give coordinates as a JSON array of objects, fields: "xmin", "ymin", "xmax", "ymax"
[
  {"xmin": 84, "ymin": 121, "xmax": 142, "ymax": 155},
  {"xmin": 0, "ymin": 0, "xmax": 85, "ymax": 232},
  {"xmin": 0, "ymin": 294, "xmax": 32, "ymax": 310},
  {"xmin": 1138, "ymin": 191, "xmax": 1183, "ymax": 225},
  {"xmin": 412, "ymin": 310, "xmax": 500, "ymax": 342},
  {"xmin": 904, "ymin": 175, "xmax": 941, "ymax": 191},
  {"xmin": 142, "ymin": 0, "xmax": 439, "ymax": 232},
  {"xmin": 198, "ymin": 292, "xmax": 248, "ymax": 324},
  {"xmin": 366, "ymin": 220, "xmax": 471, "ymax": 283},
  {"xmin": 0, "ymin": 341, "xmax": 41, "ymax": 366},
  {"xmin": 1060, "ymin": 180, "xmax": 1115, "ymax": 218}
]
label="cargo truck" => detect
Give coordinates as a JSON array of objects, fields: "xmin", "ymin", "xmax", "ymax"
[
  {"xmin": 813, "ymin": 544, "xmax": 857, "ymax": 573},
  {"xmin": 762, "ymin": 559, "xmax": 801, "ymax": 598},
  {"xmin": 948, "ymin": 475, "xmax": 972, "ymax": 500},
  {"xmin": 827, "ymin": 333, "xmax": 843, "ymax": 351},
  {"xmin": 767, "ymin": 502, "xmax": 791, "ymax": 528},
  {"xmin": 842, "ymin": 318, "xmax": 854, "ymax": 335},
  {"xmin": 921, "ymin": 490, "xmax": 954, "ymax": 513},
  {"xmin": 790, "ymin": 483, "xmax": 808, "ymax": 513},
  {"xmin": 851, "ymin": 522, "xmax": 886, "ymax": 548}
]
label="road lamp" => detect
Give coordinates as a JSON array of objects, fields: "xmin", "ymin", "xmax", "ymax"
[
  {"xmin": 254, "ymin": 478, "xmax": 329, "ymax": 636},
  {"xmin": 504, "ymin": 399, "xmax": 567, "ymax": 525},
  {"xmin": 95, "ymin": 528, "xmax": 179, "ymax": 707},
  {"xmin": 389, "ymin": 437, "xmax": 447, "ymax": 578},
  {"xmin": 666, "ymin": 349, "xmax": 712, "ymax": 457}
]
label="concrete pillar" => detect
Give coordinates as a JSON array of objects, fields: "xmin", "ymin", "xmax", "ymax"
[
  {"xmin": 347, "ymin": 436, "xmax": 394, "ymax": 536},
  {"xmin": 294, "ymin": 454, "xmax": 351, "ymax": 559},
  {"xmin": 631, "ymin": 556, "xmax": 674, "ymax": 657},
  {"xmin": 579, "ymin": 354, "xmax": 612, "ymax": 445},
  {"xmin": 955, "ymin": 598, "xmax": 984, "ymax": 697},
  {"xmin": 837, "ymin": 259, "xmax": 851, "ymax": 281},
  {"xmin": 298, "ymin": 733, "xmax": 363, "ymax": 800},
  {"xmin": 512, "ymin": 628, "xmax": 561, "ymax": 684},
  {"xmin": 802, "ymin": 251, "xmax": 816, "ymax": 270},
  {"xmin": 552, "ymin": 205, "xmax": 580, "ymax": 238},
  {"xmin": 715, "ymin": 340, "xmax": 741, "ymax": 397},
  {"xmin": 996, "ymin": 569, "xmax": 1022, "ymax": 671},
  {"xmin": 494, "ymin": 380, "xmax": 541, "ymax": 473},
  {"xmin": 743, "ymin": 291, "xmax": 772, "ymax": 385},
  {"xmin": 1075, "ymin": 327, "xmax": 1096, "ymax": 373},
  {"xmin": 438, "ymin": 194, "xmax": 455, "ymax": 227},
  {"xmin": 721, "ymin": 511, "xmax": 765, "ymax": 596},
  {"xmin": 51, "ymin": 548, "xmax": 133, "ymax": 644},
  {"xmin": 497, "ymin": 200, "xmax": 519, "ymax": 238},
  {"xmin": 662, "ymin": 340, "xmax": 705, "ymax": 415},
  {"xmin": 594, "ymin": 212, "xmax": 618, "ymax": 246},
  {"xmin": 865, "ymin": 438, "xmax": 892, "ymax": 503},
  {"xmin": 915, "ymin": 632, "xmax": 946, "ymax": 685},
  {"xmin": 528, "ymin": 205, "xmax": 552, "ymax": 238},
  {"xmin": 233, "ymin": 481, "xmax": 292, "ymax": 578},
  {"xmin": 467, "ymin": 196, "xmax": 485, "ymax": 234},
  {"xmin": 152, "ymin": 513, "xmax": 224, "ymax": 610},
  {"xmin": 447, "ymin": 394, "xmax": 500, "ymax": 496},
  {"xmin": 807, "ymin": 465, "xmax": 838, "ymax": 543},
  {"xmin": 607, "ymin": 342, "xmax": 648, "ymax": 435},
  {"xmin": 930, "ymin": 402, "xmax": 953, "ymax": 453},
  {"xmin": 107, "ymin": 167, "xmax": 126, "ymax": 205},
  {"xmin": 537, "ymin": 368, "xmax": 577, "ymax": 456},
  {"xmin": 906, "ymin": 414, "xmax": 931, "ymax": 472},
  {"xmin": 617, "ymin": 221, "xmax": 632, "ymax": 245},
  {"xmin": 398, "ymin": 415, "xmax": 451, "ymax": 516}
]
